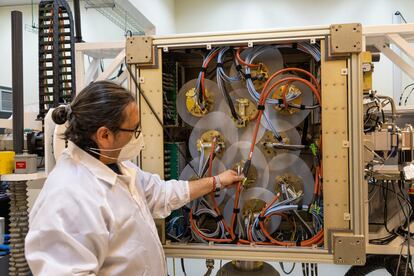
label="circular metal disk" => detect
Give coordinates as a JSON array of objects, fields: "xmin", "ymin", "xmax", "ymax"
[
  {"xmin": 223, "ymin": 187, "xmax": 280, "ymax": 234},
  {"xmin": 221, "ymin": 141, "xmax": 269, "ymax": 195},
  {"xmin": 257, "ymin": 128, "xmax": 301, "ymax": 162},
  {"xmin": 229, "ymin": 46, "xmax": 284, "ymax": 91},
  {"xmin": 218, "ymin": 261, "xmax": 280, "ymax": 276},
  {"xmin": 267, "ymin": 154, "xmax": 314, "ymax": 205},
  {"xmin": 177, "ymin": 78, "xmax": 222, "ymax": 126},
  {"xmin": 219, "ymin": 88, "xmax": 266, "ymax": 143},
  {"xmin": 262, "ymin": 74, "xmax": 313, "ymax": 132},
  {"xmin": 189, "ymin": 111, "xmax": 239, "ymax": 160}
]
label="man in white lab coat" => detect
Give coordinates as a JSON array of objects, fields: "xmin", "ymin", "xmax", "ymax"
[{"xmin": 25, "ymin": 81, "xmax": 243, "ymax": 275}]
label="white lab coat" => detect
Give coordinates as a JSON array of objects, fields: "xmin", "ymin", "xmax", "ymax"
[{"xmin": 25, "ymin": 141, "xmax": 190, "ymax": 275}]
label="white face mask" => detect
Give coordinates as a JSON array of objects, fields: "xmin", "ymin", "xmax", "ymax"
[{"xmin": 88, "ymin": 132, "xmax": 145, "ymax": 162}]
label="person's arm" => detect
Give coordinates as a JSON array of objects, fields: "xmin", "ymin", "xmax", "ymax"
[
  {"xmin": 188, "ymin": 170, "xmax": 244, "ymax": 201},
  {"xmin": 132, "ymin": 163, "xmax": 243, "ymax": 218}
]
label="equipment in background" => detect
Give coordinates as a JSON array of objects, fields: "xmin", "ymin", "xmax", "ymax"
[
  {"xmin": 164, "ymin": 142, "xmax": 186, "ymax": 180},
  {"xmin": 0, "ymin": 152, "xmax": 15, "ymax": 175},
  {"xmin": 217, "ymin": 261, "xmax": 280, "ymax": 275},
  {"xmin": 13, "ymin": 152, "xmax": 38, "ymax": 174},
  {"xmin": 38, "ymin": 0, "xmax": 76, "ymax": 122}
]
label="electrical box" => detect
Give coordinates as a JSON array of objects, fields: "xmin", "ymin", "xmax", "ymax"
[{"xmin": 125, "ymin": 23, "xmax": 414, "ymax": 265}]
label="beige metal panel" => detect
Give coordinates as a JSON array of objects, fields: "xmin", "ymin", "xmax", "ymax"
[
  {"xmin": 154, "ymin": 25, "xmax": 330, "ymax": 47},
  {"xmin": 164, "ymin": 244, "xmax": 333, "ymax": 263},
  {"xmin": 321, "ymin": 40, "xmax": 350, "ymax": 244},
  {"xmin": 153, "ymin": 23, "xmax": 414, "ymax": 49},
  {"xmin": 154, "ymin": 29, "xmax": 329, "ymax": 49},
  {"xmin": 363, "ymin": 23, "xmax": 414, "ymax": 40},
  {"xmin": 138, "ymin": 49, "xmax": 164, "ymax": 176},
  {"xmin": 367, "ymin": 245, "xmax": 414, "ymax": 256},
  {"xmin": 74, "ymin": 41, "xmax": 124, "ymax": 59}
]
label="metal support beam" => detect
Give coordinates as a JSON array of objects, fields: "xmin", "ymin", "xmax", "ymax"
[
  {"xmin": 84, "ymin": 58, "xmax": 100, "ymax": 86},
  {"xmin": 95, "ymin": 49, "xmax": 125, "ymax": 81},
  {"xmin": 348, "ymin": 53, "xmax": 365, "ymax": 237},
  {"xmin": 11, "ymin": 11, "xmax": 24, "ymax": 154},
  {"xmin": 73, "ymin": 0, "xmax": 83, "ymax": 43},
  {"xmin": 387, "ymin": 33, "xmax": 414, "ymax": 62},
  {"xmin": 375, "ymin": 42, "xmax": 414, "ymax": 80}
]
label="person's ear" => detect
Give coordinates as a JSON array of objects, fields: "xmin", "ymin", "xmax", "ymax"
[{"xmin": 95, "ymin": 126, "xmax": 114, "ymax": 149}]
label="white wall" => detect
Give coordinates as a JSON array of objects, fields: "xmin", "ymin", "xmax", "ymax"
[
  {"xmin": 129, "ymin": 0, "xmax": 175, "ymax": 35},
  {"xmin": 174, "ymin": 0, "xmax": 412, "ymax": 33},
  {"xmin": 174, "ymin": 0, "xmax": 414, "ymax": 104}
]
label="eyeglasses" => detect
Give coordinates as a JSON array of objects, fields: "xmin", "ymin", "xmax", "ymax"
[{"xmin": 118, "ymin": 124, "xmax": 142, "ymax": 138}]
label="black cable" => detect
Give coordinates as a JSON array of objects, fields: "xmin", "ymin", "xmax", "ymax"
[
  {"xmin": 125, "ymin": 30, "xmax": 133, "ymax": 37},
  {"xmin": 387, "ymin": 180, "xmax": 413, "ymax": 235},
  {"xmin": 221, "ymin": 82, "xmax": 240, "ymax": 121},
  {"xmin": 126, "ymin": 64, "xmax": 198, "ymax": 176},
  {"xmin": 302, "ymin": 263, "xmax": 307, "ymax": 276},
  {"xmin": 393, "ymin": 181, "xmax": 413, "ymax": 276},
  {"xmin": 301, "ymin": 115, "xmax": 309, "ymax": 145},
  {"xmin": 404, "ymin": 86, "xmax": 414, "ymax": 106},
  {"xmin": 346, "ymin": 255, "xmax": 414, "ymax": 276},
  {"xmin": 399, "ymin": 83, "xmax": 414, "ymax": 106},
  {"xmin": 100, "ymin": 59, "xmax": 104, "ymax": 72},
  {"xmin": 216, "ymin": 49, "xmax": 240, "ymax": 121},
  {"xmin": 371, "ymin": 181, "xmax": 414, "ymax": 232},
  {"xmin": 395, "ymin": 11, "xmax": 408, "ymax": 23},
  {"xmin": 205, "ymin": 57, "xmax": 234, "ymax": 78},
  {"xmin": 383, "ymin": 181, "xmax": 394, "ymax": 235},
  {"xmin": 393, "ymin": 181, "xmax": 411, "ymax": 228},
  {"xmin": 117, "ymin": 63, "xmax": 124, "ymax": 77},
  {"xmin": 368, "ymin": 179, "xmax": 414, "ymax": 247},
  {"xmin": 368, "ymin": 182, "xmax": 376, "ymax": 194},
  {"xmin": 279, "ymin": 262, "xmax": 295, "ymax": 275},
  {"xmin": 108, "ymin": 64, "xmax": 124, "ymax": 81},
  {"xmin": 369, "ymin": 233, "xmax": 397, "ymax": 245},
  {"xmin": 180, "ymin": 258, "xmax": 187, "ymax": 276}
]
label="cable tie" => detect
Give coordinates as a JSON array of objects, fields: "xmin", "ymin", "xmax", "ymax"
[
  {"xmin": 214, "ymin": 215, "xmax": 224, "ymax": 222},
  {"xmin": 230, "ymin": 237, "xmax": 239, "ymax": 244}
]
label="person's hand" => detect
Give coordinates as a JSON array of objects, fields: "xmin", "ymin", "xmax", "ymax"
[{"xmin": 216, "ymin": 170, "xmax": 244, "ymax": 189}]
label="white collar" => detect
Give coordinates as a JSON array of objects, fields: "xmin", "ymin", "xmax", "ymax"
[{"xmin": 63, "ymin": 141, "xmax": 119, "ymax": 186}]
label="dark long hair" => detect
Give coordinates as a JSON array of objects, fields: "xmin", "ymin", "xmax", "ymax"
[{"xmin": 52, "ymin": 81, "xmax": 135, "ymax": 151}]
